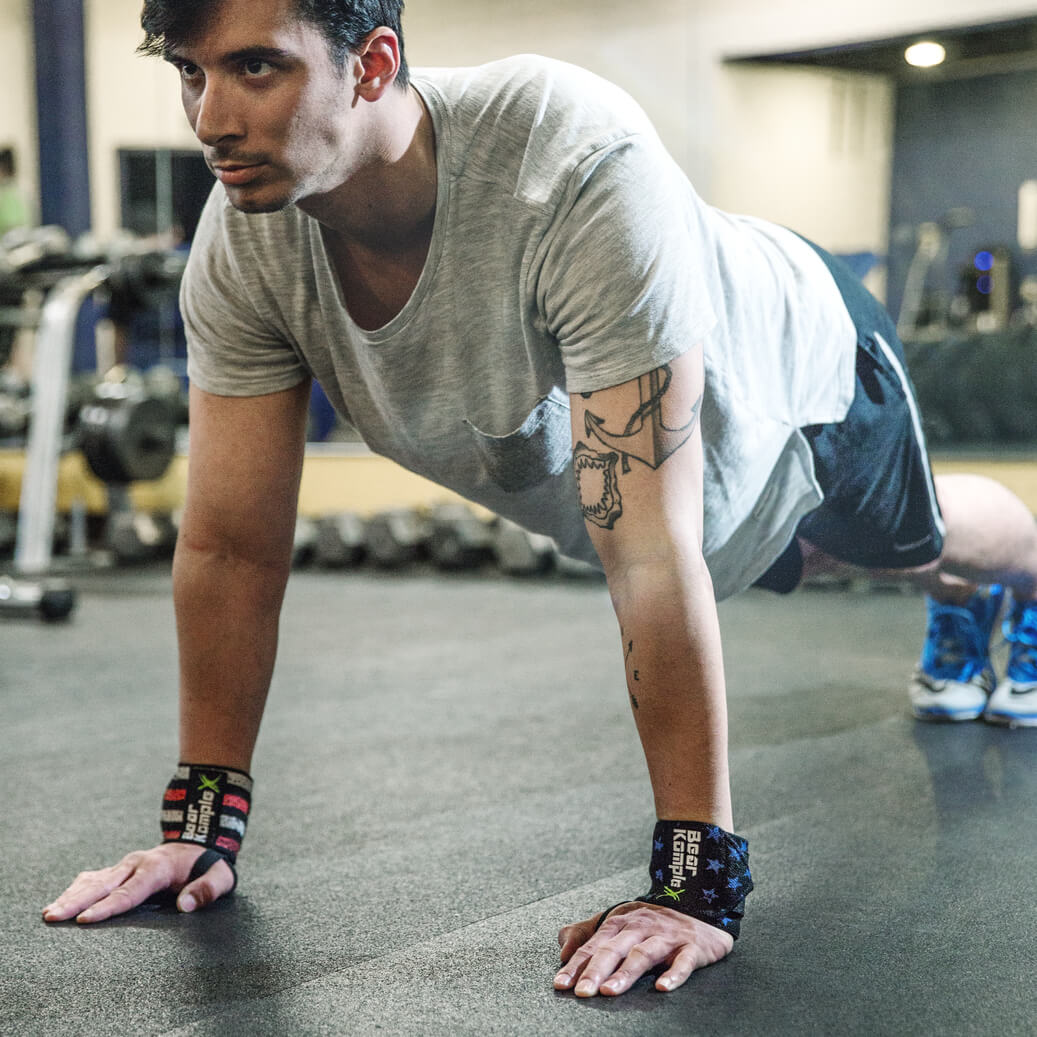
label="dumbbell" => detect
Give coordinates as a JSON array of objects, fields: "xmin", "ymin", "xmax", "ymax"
[
  {"xmin": 313, "ymin": 513, "xmax": 367, "ymax": 569},
  {"xmin": 493, "ymin": 518, "xmax": 601, "ymax": 580},
  {"xmin": 0, "ymin": 394, "xmax": 28, "ymax": 438},
  {"xmin": 107, "ymin": 510, "xmax": 177, "ymax": 565},
  {"xmin": 0, "ymin": 371, "xmax": 30, "ymax": 439},
  {"xmin": 427, "ymin": 504, "xmax": 496, "ymax": 570},
  {"xmin": 365, "ymin": 509, "xmax": 432, "ymax": 568},
  {"xmin": 77, "ymin": 370, "xmax": 177, "ymax": 485},
  {"xmin": 0, "ymin": 225, "xmax": 73, "ymax": 275},
  {"xmin": 0, "ymin": 574, "xmax": 77, "ymax": 622},
  {"xmin": 493, "ymin": 517, "xmax": 557, "ymax": 576}
]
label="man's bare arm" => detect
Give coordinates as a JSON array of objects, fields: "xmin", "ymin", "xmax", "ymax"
[
  {"xmin": 43, "ymin": 379, "xmax": 311, "ymax": 924},
  {"xmin": 571, "ymin": 348, "xmax": 730, "ymax": 825},
  {"xmin": 555, "ymin": 347, "xmax": 737, "ymax": 996},
  {"xmin": 175, "ymin": 380, "xmax": 311, "ymax": 771}
]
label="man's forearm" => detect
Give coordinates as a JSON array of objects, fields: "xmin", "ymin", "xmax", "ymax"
[
  {"xmin": 173, "ymin": 537, "xmax": 292, "ymax": 771},
  {"xmin": 607, "ymin": 554, "xmax": 732, "ymax": 828}
]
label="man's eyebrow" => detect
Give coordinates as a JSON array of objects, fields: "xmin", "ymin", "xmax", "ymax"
[{"xmin": 163, "ymin": 46, "xmax": 296, "ymax": 65}]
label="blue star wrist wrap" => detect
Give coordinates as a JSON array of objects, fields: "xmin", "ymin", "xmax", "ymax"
[
  {"xmin": 635, "ymin": 820, "xmax": 753, "ymax": 939},
  {"xmin": 161, "ymin": 763, "xmax": 253, "ymax": 866}
]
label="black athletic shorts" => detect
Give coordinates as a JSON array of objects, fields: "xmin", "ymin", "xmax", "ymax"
[{"xmin": 754, "ymin": 240, "xmax": 945, "ymax": 594}]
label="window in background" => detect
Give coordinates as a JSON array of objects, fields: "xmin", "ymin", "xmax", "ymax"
[{"xmin": 117, "ymin": 148, "xmax": 213, "ymax": 243}]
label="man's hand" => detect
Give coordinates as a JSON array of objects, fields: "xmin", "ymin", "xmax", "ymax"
[
  {"xmin": 41, "ymin": 843, "xmax": 234, "ymax": 924},
  {"xmin": 554, "ymin": 902, "xmax": 734, "ymax": 997}
]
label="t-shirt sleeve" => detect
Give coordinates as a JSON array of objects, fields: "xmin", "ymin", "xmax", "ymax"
[
  {"xmin": 180, "ymin": 191, "xmax": 309, "ymax": 397},
  {"xmin": 534, "ymin": 134, "xmax": 717, "ymax": 394}
]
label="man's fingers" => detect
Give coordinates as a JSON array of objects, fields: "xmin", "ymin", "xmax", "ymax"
[
  {"xmin": 42, "ymin": 862, "xmax": 136, "ymax": 923},
  {"xmin": 568, "ymin": 929, "xmax": 648, "ymax": 998},
  {"xmin": 75, "ymin": 870, "xmax": 169, "ymax": 924},
  {"xmin": 176, "ymin": 856, "xmax": 235, "ymax": 913},
  {"xmin": 599, "ymin": 937, "xmax": 673, "ymax": 996},
  {"xmin": 554, "ymin": 905, "xmax": 736, "ymax": 998},
  {"xmin": 555, "ymin": 906, "xmax": 640, "ymax": 989},
  {"xmin": 655, "ymin": 944, "xmax": 702, "ymax": 993},
  {"xmin": 558, "ymin": 904, "xmax": 634, "ymax": 962},
  {"xmin": 554, "ymin": 946, "xmax": 592, "ymax": 990},
  {"xmin": 557, "ymin": 919, "xmax": 595, "ymax": 962},
  {"xmin": 42, "ymin": 844, "xmax": 229, "ymax": 925}
]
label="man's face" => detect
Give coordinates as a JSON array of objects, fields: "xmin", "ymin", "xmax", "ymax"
[{"xmin": 167, "ymin": 0, "xmax": 359, "ymax": 213}]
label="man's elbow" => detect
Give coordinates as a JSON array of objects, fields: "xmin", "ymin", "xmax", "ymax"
[
  {"xmin": 174, "ymin": 521, "xmax": 293, "ymax": 583},
  {"xmin": 591, "ymin": 523, "xmax": 711, "ymax": 599}
]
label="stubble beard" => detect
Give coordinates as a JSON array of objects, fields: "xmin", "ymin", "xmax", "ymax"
[
  {"xmin": 225, "ymin": 192, "xmax": 292, "ymax": 215},
  {"xmin": 221, "ymin": 177, "xmax": 302, "ymax": 215},
  {"xmin": 222, "ymin": 162, "xmax": 336, "ymax": 215}
]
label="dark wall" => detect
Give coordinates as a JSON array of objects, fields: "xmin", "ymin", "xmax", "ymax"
[{"xmin": 888, "ymin": 68, "xmax": 1037, "ymax": 323}]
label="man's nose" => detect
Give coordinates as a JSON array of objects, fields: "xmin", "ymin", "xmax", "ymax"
[{"xmin": 191, "ymin": 80, "xmax": 244, "ymax": 147}]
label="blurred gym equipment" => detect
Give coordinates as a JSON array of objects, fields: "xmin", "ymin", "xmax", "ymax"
[
  {"xmin": 897, "ymin": 207, "xmax": 975, "ymax": 340},
  {"xmin": 0, "ymin": 228, "xmax": 187, "ymax": 617}
]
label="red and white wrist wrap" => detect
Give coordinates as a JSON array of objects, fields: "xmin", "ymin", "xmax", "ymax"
[{"xmin": 161, "ymin": 763, "xmax": 253, "ymax": 864}]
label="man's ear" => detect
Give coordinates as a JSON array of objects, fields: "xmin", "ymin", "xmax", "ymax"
[{"xmin": 355, "ymin": 27, "xmax": 402, "ymax": 100}]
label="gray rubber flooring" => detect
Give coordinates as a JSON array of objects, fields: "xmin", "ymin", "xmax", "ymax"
[{"xmin": 2, "ymin": 566, "xmax": 1034, "ymax": 1036}]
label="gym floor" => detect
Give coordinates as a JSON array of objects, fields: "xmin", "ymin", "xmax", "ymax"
[{"xmin": 3, "ymin": 565, "xmax": 1034, "ymax": 1036}]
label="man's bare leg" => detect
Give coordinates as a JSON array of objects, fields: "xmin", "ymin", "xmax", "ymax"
[{"xmin": 799, "ymin": 473, "xmax": 1037, "ymax": 725}]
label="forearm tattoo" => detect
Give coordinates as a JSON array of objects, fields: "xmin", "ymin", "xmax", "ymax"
[
  {"xmin": 574, "ymin": 365, "xmax": 702, "ymax": 530},
  {"xmin": 623, "ymin": 630, "xmax": 641, "ymax": 710}
]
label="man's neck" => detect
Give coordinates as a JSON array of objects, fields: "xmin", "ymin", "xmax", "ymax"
[{"xmin": 297, "ymin": 85, "xmax": 437, "ymax": 254}]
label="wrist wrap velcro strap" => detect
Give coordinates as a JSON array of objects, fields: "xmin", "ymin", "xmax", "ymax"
[
  {"xmin": 186, "ymin": 847, "xmax": 238, "ymax": 894},
  {"xmin": 636, "ymin": 820, "xmax": 753, "ymax": 939},
  {"xmin": 161, "ymin": 763, "xmax": 253, "ymax": 864}
]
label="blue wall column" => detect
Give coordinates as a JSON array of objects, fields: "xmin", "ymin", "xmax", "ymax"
[{"xmin": 33, "ymin": 0, "xmax": 92, "ymax": 235}]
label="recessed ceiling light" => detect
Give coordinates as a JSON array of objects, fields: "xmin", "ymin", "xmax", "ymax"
[{"xmin": 905, "ymin": 41, "xmax": 947, "ymax": 68}]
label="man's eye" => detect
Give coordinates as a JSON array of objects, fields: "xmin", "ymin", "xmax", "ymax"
[
  {"xmin": 244, "ymin": 59, "xmax": 274, "ymax": 76},
  {"xmin": 179, "ymin": 63, "xmax": 200, "ymax": 80}
]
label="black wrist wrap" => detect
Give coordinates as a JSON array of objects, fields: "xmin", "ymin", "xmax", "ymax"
[
  {"xmin": 161, "ymin": 763, "xmax": 253, "ymax": 864},
  {"xmin": 636, "ymin": 820, "xmax": 753, "ymax": 939}
]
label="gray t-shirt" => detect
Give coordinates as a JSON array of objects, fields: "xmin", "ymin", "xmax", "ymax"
[{"xmin": 182, "ymin": 55, "xmax": 856, "ymax": 599}]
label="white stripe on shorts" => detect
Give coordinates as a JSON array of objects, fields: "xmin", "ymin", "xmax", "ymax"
[{"xmin": 872, "ymin": 332, "xmax": 946, "ymax": 538}]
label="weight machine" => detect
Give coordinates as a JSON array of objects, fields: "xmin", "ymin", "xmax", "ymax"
[{"xmin": 0, "ymin": 230, "xmax": 185, "ymax": 621}]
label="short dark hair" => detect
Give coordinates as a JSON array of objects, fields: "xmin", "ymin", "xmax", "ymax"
[{"xmin": 138, "ymin": 0, "xmax": 409, "ymax": 86}]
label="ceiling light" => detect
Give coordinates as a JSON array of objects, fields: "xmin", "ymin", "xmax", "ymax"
[{"xmin": 905, "ymin": 41, "xmax": 946, "ymax": 68}]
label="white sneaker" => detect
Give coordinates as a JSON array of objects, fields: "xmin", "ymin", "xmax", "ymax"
[
  {"xmin": 983, "ymin": 596, "xmax": 1037, "ymax": 727},
  {"xmin": 909, "ymin": 669, "xmax": 995, "ymax": 722},
  {"xmin": 984, "ymin": 678, "xmax": 1037, "ymax": 727}
]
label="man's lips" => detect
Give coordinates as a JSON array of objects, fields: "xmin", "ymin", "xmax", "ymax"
[{"xmin": 213, "ymin": 163, "xmax": 266, "ymax": 186}]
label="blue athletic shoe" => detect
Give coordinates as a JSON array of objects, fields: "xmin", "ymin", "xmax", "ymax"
[
  {"xmin": 909, "ymin": 586, "xmax": 1004, "ymax": 722},
  {"xmin": 984, "ymin": 597, "xmax": 1037, "ymax": 727}
]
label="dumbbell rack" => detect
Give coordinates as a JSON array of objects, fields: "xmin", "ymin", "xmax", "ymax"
[{"xmin": 14, "ymin": 265, "xmax": 108, "ymax": 574}]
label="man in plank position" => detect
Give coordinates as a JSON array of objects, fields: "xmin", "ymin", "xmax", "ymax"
[{"xmin": 43, "ymin": 0, "xmax": 1037, "ymax": 999}]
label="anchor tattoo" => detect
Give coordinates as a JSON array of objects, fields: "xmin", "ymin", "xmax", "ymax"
[{"xmin": 583, "ymin": 365, "xmax": 701, "ymax": 473}]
